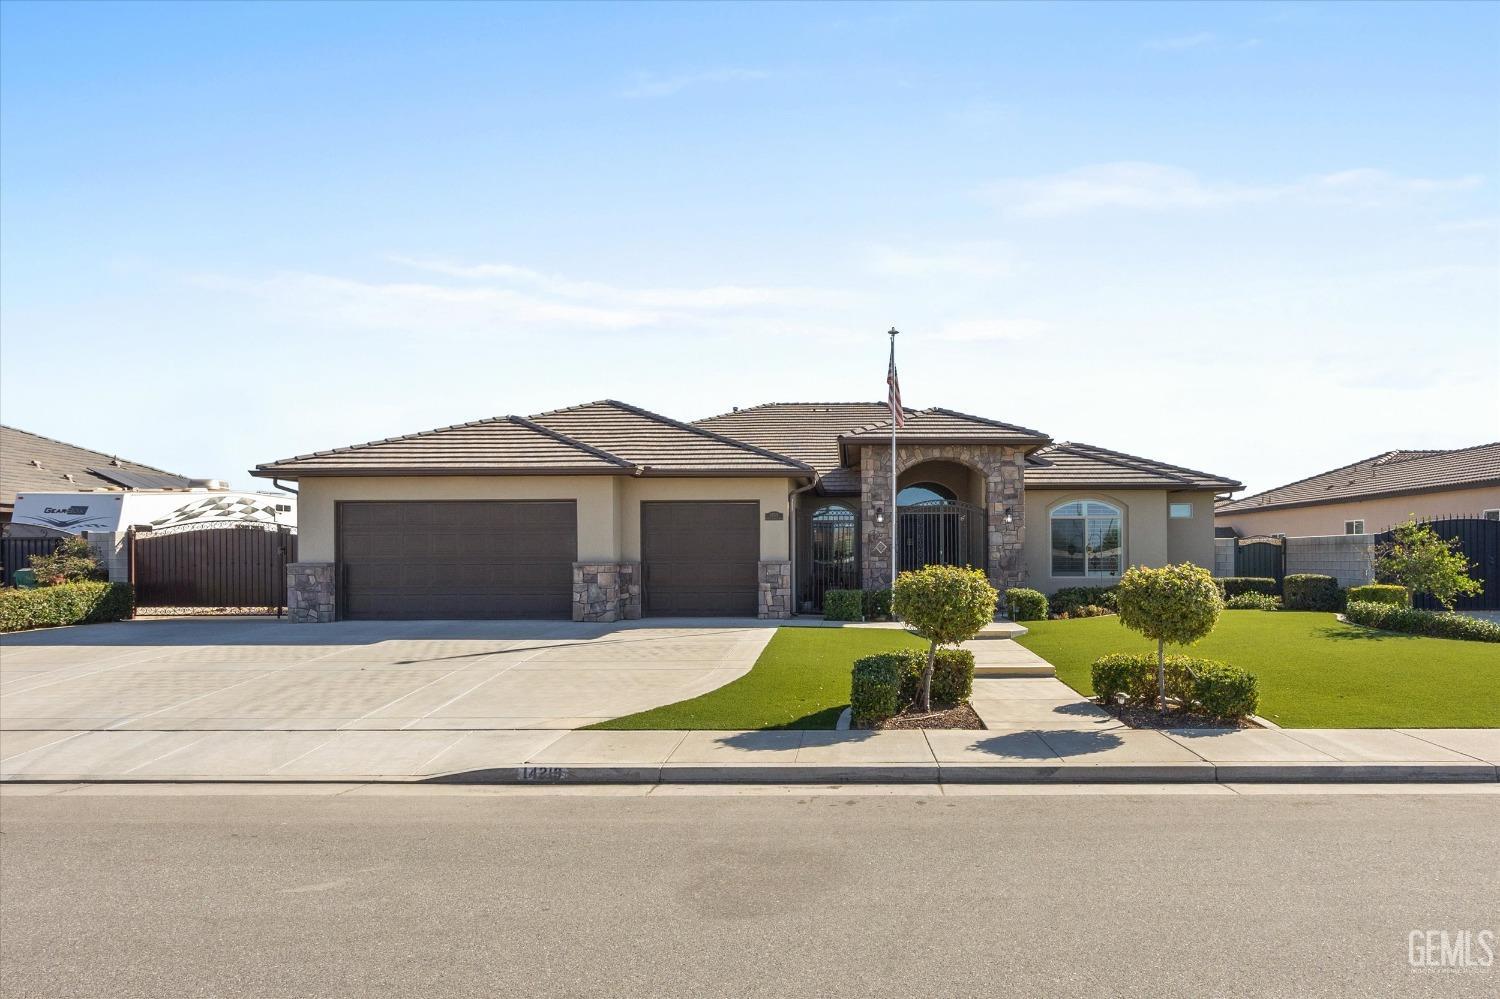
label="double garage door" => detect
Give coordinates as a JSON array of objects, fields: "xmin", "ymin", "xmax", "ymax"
[{"xmin": 337, "ymin": 499, "xmax": 759, "ymax": 620}]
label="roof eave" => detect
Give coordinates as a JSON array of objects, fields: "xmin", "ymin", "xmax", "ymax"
[{"xmin": 1215, "ymin": 477, "xmax": 1500, "ymax": 516}]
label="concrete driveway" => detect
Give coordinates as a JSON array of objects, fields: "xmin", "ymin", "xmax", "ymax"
[{"xmin": 0, "ymin": 617, "xmax": 774, "ymax": 733}]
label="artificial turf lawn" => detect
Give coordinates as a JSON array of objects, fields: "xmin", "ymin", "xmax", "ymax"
[
  {"xmin": 587, "ymin": 627, "xmax": 927, "ymax": 731},
  {"xmin": 1015, "ymin": 611, "xmax": 1500, "ymax": 729}
]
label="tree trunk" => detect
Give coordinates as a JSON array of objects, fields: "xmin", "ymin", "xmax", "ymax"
[
  {"xmin": 1156, "ymin": 639, "xmax": 1167, "ymax": 713},
  {"xmin": 920, "ymin": 641, "xmax": 937, "ymax": 713}
]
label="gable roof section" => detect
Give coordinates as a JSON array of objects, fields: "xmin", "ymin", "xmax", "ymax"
[
  {"xmin": 1215, "ymin": 443, "xmax": 1500, "ymax": 514},
  {"xmin": 1025, "ymin": 442, "xmax": 1242, "ymax": 491},
  {"xmin": 530, "ymin": 400, "xmax": 811, "ymax": 476},
  {"xmin": 1, "ymin": 425, "xmax": 191, "ymax": 511},
  {"xmin": 842, "ymin": 407, "xmax": 1049, "ymax": 443},
  {"xmin": 694, "ymin": 402, "xmax": 895, "ymax": 493},
  {"xmin": 251, "ymin": 416, "xmax": 633, "ymax": 477}
]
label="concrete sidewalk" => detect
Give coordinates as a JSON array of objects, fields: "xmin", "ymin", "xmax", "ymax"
[{"xmin": 4, "ymin": 714, "xmax": 1495, "ymax": 785}]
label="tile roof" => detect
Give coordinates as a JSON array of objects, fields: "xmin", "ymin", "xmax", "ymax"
[
  {"xmin": 1025, "ymin": 442, "xmax": 1242, "ymax": 491},
  {"xmin": 529, "ymin": 400, "xmax": 812, "ymax": 475},
  {"xmin": 1215, "ymin": 443, "xmax": 1500, "ymax": 513},
  {"xmin": 695, "ymin": 403, "xmax": 896, "ymax": 494},
  {"xmin": 841, "ymin": 407, "xmax": 1050, "ymax": 443},
  {"xmin": 2, "ymin": 425, "xmax": 191, "ymax": 512},
  {"xmin": 252, "ymin": 416, "xmax": 633, "ymax": 477}
]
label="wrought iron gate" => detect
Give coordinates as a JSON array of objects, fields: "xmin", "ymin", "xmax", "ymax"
[
  {"xmin": 1234, "ymin": 536, "xmax": 1285, "ymax": 589},
  {"xmin": 808, "ymin": 504, "xmax": 858, "ymax": 611},
  {"xmin": 898, "ymin": 500, "xmax": 987, "ymax": 574},
  {"xmin": 131, "ymin": 526, "xmax": 296, "ymax": 611}
]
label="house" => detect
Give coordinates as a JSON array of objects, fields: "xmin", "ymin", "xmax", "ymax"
[
  {"xmin": 1215, "ymin": 443, "xmax": 1500, "ymax": 538},
  {"xmin": 1, "ymin": 425, "xmax": 193, "ymax": 532},
  {"xmin": 252, "ymin": 400, "xmax": 1241, "ymax": 622}
]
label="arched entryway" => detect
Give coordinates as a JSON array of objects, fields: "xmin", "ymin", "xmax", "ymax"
[
  {"xmin": 806, "ymin": 502, "xmax": 858, "ymax": 611},
  {"xmin": 896, "ymin": 465, "xmax": 987, "ymax": 573}
]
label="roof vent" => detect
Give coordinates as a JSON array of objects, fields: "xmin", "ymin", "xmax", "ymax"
[{"xmin": 30, "ymin": 459, "xmax": 42, "ymax": 468}]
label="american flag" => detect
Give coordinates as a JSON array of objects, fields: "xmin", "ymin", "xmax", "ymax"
[{"xmin": 886, "ymin": 337, "xmax": 905, "ymax": 427}]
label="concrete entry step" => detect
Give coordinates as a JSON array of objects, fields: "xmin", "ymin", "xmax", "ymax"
[
  {"xmin": 964, "ymin": 637, "xmax": 1055, "ymax": 677},
  {"xmin": 973, "ymin": 621, "xmax": 1029, "ymax": 639}
]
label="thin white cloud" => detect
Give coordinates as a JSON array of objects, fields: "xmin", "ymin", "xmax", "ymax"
[
  {"xmin": 931, "ymin": 318, "xmax": 1048, "ymax": 342},
  {"xmin": 981, "ymin": 162, "xmax": 1484, "ymax": 216},
  {"xmin": 1143, "ymin": 32, "xmax": 1217, "ymax": 52},
  {"xmin": 863, "ymin": 241, "xmax": 1018, "ymax": 279},
  {"xmin": 619, "ymin": 68, "xmax": 769, "ymax": 99}
]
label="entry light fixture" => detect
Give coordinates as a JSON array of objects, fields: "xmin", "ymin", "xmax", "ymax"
[
  {"xmin": 874, "ymin": 507, "xmax": 885, "ymax": 525},
  {"xmin": 1002, "ymin": 507, "xmax": 1014, "ymax": 525}
]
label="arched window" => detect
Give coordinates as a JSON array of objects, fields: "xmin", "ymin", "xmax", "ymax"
[
  {"xmin": 1050, "ymin": 500, "xmax": 1122, "ymax": 577},
  {"xmin": 897, "ymin": 482, "xmax": 956, "ymax": 506}
]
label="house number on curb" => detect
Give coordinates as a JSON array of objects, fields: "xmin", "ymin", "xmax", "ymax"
[{"xmin": 518, "ymin": 766, "xmax": 573, "ymax": 782}]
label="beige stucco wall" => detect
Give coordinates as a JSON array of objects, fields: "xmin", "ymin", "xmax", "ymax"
[
  {"xmin": 294, "ymin": 474, "xmax": 796, "ymax": 564},
  {"xmin": 1021, "ymin": 488, "xmax": 1172, "ymax": 595},
  {"xmin": 618, "ymin": 476, "xmax": 795, "ymax": 561},
  {"xmin": 1166, "ymin": 490, "xmax": 1220, "ymax": 568},
  {"xmin": 897, "ymin": 460, "xmax": 983, "ymax": 505},
  {"xmin": 1215, "ymin": 485, "xmax": 1500, "ymax": 538}
]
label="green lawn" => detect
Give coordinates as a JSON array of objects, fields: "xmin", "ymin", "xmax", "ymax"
[
  {"xmin": 1015, "ymin": 611, "xmax": 1500, "ymax": 728},
  {"xmin": 587, "ymin": 627, "xmax": 926, "ymax": 730}
]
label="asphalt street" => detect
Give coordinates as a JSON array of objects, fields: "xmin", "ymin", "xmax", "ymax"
[{"xmin": 1, "ymin": 787, "xmax": 1496, "ymax": 998}]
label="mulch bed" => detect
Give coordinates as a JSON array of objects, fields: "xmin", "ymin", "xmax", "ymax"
[
  {"xmin": 862, "ymin": 703, "xmax": 985, "ymax": 730},
  {"xmin": 1101, "ymin": 702, "xmax": 1256, "ymax": 730}
]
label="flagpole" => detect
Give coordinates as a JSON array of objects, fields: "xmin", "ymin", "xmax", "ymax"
[{"xmin": 888, "ymin": 327, "xmax": 899, "ymax": 589}]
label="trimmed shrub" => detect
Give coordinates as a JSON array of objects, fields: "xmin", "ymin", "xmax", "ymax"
[
  {"xmin": 1053, "ymin": 604, "xmax": 1114, "ymax": 620},
  {"xmin": 28, "ymin": 537, "xmax": 107, "ymax": 586},
  {"xmin": 862, "ymin": 588, "xmax": 893, "ymax": 622},
  {"xmin": 897, "ymin": 647, "xmax": 975, "ymax": 708},
  {"xmin": 892, "ymin": 565, "xmax": 998, "ymax": 711},
  {"xmin": 1090, "ymin": 652, "xmax": 1258, "ymax": 719},
  {"xmin": 1225, "ymin": 591, "xmax": 1280, "ymax": 611},
  {"xmin": 823, "ymin": 589, "xmax": 864, "ymax": 622},
  {"xmin": 1346, "ymin": 583, "xmax": 1409, "ymax": 607},
  {"xmin": 1283, "ymin": 574, "xmax": 1344, "ymax": 611},
  {"xmin": 850, "ymin": 654, "xmax": 904, "ymax": 726},
  {"xmin": 1191, "ymin": 662, "xmax": 1259, "ymax": 719},
  {"xmin": 1, "ymin": 582, "xmax": 133, "ymax": 633},
  {"xmin": 1344, "ymin": 601, "xmax": 1500, "ymax": 643},
  {"xmin": 1114, "ymin": 563, "xmax": 1224, "ymax": 710},
  {"xmin": 1216, "ymin": 577, "xmax": 1279, "ymax": 598},
  {"xmin": 1005, "ymin": 587, "xmax": 1048, "ymax": 621},
  {"xmin": 1050, "ymin": 585, "xmax": 1118, "ymax": 616}
]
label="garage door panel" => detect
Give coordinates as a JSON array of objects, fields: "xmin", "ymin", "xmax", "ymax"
[
  {"xmin": 641, "ymin": 501, "xmax": 759, "ymax": 617},
  {"xmin": 338, "ymin": 501, "xmax": 577, "ymax": 620}
]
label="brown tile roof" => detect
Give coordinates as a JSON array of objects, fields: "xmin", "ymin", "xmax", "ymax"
[
  {"xmin": 1215, "ymin": 443, "xmax": 1500, "ymax": 514},
  {"xmin": 695, "ymin": 403, "xmax": 896, "ymax": 494},
  {"xmin": 1025, "ymin": 442, "xmax": 1242, "ymax": 491},
  {"xmin": 530, "ymin": 400, "xmax": 812, "ymax": 475},
  {"xmin": 2, "ymin": 425, "xmax": 191, "ymax": 512},
  {"xmin": 841, "ymin": 407, "xmax": 1049, "ymax": 444},
  {"xmin": 251, "ymin": 416, "xmax": 633, "ymax": 477}
]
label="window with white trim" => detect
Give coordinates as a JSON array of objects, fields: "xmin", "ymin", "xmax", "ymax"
[
  {"xmin": 1051, "ymin": 500, "xmax": 1122, "ymax": 577},
  {"xmin": 1169, "ymin": 502, "xmax": 1193, "ymax": 519},
  {"xmin": 1344, "ymin": 520, "xmax": 1365, "ymax": 535}
]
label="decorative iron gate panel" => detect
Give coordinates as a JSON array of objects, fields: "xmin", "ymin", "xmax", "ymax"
[
  {"xmin": 1234, "ymin": 537, "xmax": 1285, "ymax": 589},
  {"xmin": 898, "ymin": 500, "xmax": 987, "ymax": 574},
  {"xmin": 808, "ymin": 504, "xmax": 858, "ymax": 611},
  {"xmin": 1375, "ymin": 517, "xmax": 1499, "ymax": 611}
]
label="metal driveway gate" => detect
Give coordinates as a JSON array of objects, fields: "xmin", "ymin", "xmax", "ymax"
[{"xmin": 131, "ymin": 526, "xmax": 296, "ymax": 610}]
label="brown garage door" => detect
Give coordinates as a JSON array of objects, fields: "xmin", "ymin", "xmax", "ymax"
[
  {"xmin": 641, "ymin": 501, "xmax": 759, "ymax": 617},
  {"xmin": 337, "ymin": 500, "xmax": 576, "ymax": 620}
]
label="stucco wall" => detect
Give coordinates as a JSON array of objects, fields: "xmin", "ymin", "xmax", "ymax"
[
  {"xmin": 1216, "ymin": 485, "xmax": 1500, "ymax": 538},
  {"xmin": 294, "ymin": 474, "xmax": 795, "ymax": 565},
  {"xmin": 1021, "ymin": 488, "xmax": 1171, "ymax": 595},
  {"xmin": 1166, "ymin": 490, "xmax": 1219, "ymax": 568}
]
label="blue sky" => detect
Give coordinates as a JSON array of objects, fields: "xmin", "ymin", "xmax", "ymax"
[{"xmin": 2, "ymin": 1, "xmax": 1496, "ymax": 494}]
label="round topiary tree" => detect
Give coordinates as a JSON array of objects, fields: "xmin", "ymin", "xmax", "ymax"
[
  {"xmin": 891, "ymin": 565, "xmax": 998, "ymax": 712},
  {"xmin": 1114, "ymin": 563, "xmax": 1223, "ymax": 712}
]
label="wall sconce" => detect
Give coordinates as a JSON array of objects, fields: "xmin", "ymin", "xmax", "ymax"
[
  {"xmin": 874, "ymin": 507, "xmax": 885, "ymax": 525},
  {"xmin": 1002, "ymin": 507, "xmax": 1014, "ymax": 525}
]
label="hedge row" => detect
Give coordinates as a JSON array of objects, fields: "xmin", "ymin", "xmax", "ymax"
[
  {"xmin": 1283, "ymin": 574, "xmax": 1345, "ymax": 611},
  {"xmin": 822, "ymin": 588, "xmax": 894, "ymax": 622},
  {"xmin": 1225, "ymin": 591, "xmax": 1280, "ymax": 611},
  {"xmin": 1344, "ymin": 601, "xmax": 1500, "ymax": 643},
  {"xmin": 850, "ymin": 648, "xmax": 975, "ymax": 725},
  {"xmin": 1091, "ymin": 652, "xmax": 1259, "ymax": 720},
  {"xmin": 1050, "ymin": 585, "xmax": 1118, "ymax": 616},
  {"xmin": 1346, "ymin": 584, "xmax": 1409, "ymax": 607},
  {"xmin": 1, "ymin": 582, "xmax": 134, "ymax": 633},
  {"xmin": 1216, "ymin": 577, "xmax": 1278, "ymax": 598}
]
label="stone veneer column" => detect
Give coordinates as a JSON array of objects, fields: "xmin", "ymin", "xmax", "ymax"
[
  {"xmin": 859, "ymin": 447, "xmax": 895, "ymax": 590},
  {"xmin": 758, "ymin": 560, "xmax": 792, "ymax": 619},
  {"xmin": 573, "ymin": 562, "xmax": 622, "ymax": 622},
  {"xmin": 618, "ymin": 561, "xmax": 642, "ymax": 620},
  {"xmin": 286, "ymin": 562, "xmax": 335, "ymax": 623},
  {"xmin": 983, "ymin": 448, "xmax": 1027, "ymax": 591}
]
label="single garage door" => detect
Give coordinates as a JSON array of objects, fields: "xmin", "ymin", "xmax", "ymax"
[
  {"xmin": 337, "ymin": 500, "xmax": 576, "ymax": 620},
  {"xmin": 641, "ymin": 501, "xmax": 759, "ymax": 617}
]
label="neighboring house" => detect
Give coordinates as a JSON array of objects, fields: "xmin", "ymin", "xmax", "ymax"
[
  {"xmin": 253, "ymin": 400, "xmax": 1241, "ymax": 623},
  {"xmin": 0, "ymin": 425, "xmax": 193, "ymax": 531},
  {"xmin": 1215, "ymin": 443, "xmax": 1500, "ymax": 538}
]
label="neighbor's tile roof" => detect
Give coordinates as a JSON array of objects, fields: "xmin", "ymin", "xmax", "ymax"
[
  {"xmin": 1215, "ymin": 443, "xmax": 1500, "ymax": 514},
  {"xmin": 1025, "ymin": 442, "xmax": 1242, "ymax": 491},
  {"xmin": 530, "ymin": 400, "xmax": 812, "ymax": 474},
  {"xmin": 1, "ymin": 425, "xmax": 191, "ymax": 511},
  {"xmin": 252, "ymin": 417, "xmax": 633, "ymax": 476}
]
